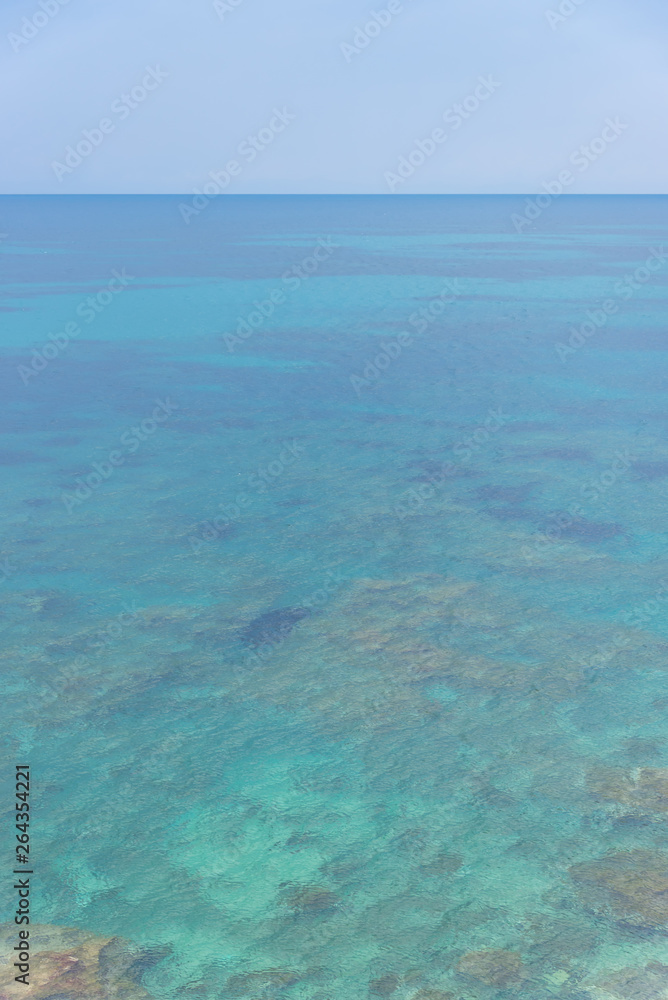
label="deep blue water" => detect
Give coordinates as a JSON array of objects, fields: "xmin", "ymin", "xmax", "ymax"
[{"xmin": 2, "ymin": 196, "xmax": 668, "ymax": 1000}]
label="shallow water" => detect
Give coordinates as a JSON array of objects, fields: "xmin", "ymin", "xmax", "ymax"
[{"xmin": 2, "ymin": 196, "xmax": 668, "ymax": 1000}]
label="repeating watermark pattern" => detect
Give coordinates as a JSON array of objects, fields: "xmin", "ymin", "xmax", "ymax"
[
  {"xmin": 178, "ymin": 108, "xmax": 296, "ymax": 224},
  {"xmin": 81, "ymin": 600, "xmax": 145, "ymax": 655},
  {"xmin": 61, "ymin": 399, "xmax": 178, "ymax": 513},
  {"xmin": 188, "ymin": 439, "xmax": 306, "ymax": 553},
  {"xmin": 384, "ymin": 76, "xmax": 502, "ymax": 192},
  {"xmin": 521, "ymin": 449, "xmax": 636, "ymax": 563},
  {"xmin": 236, "ymin": 569, "xmax": 346, "ymax": 676},
  {"xmin": 46, "ymin": 601, "xmax": 146, "ymax": 696},
  {"xmin": 213, "ymin": 0, "xmax": 246, "ymax": 19},
  {"xmin": 17, "ymin": 269, "xmax": 134, "ymax": 385},
  {"xmin": 511, "ymin": 118, "xmax": 629, "ymax": 233},
  {"xmin": 522, "ymin": 504, "xmax": 585, "ymax": 562},
  {"xmin": 340, "ymin": 0, "xmax": 413, "ymax": 63},
  {"xmin": 351, "ymin": 332, "xmax": 413, "ymax": 396},
  {"xmin": 576, "ymin": 579, "xmax": 668, "ymax": 673},
  {"xmin": 350, "ymin": 278, "xmax": 462, "ymax": 395},
  {"xmin": 408, "ymin": 280, "xmax": 462, "ymax": 332},
  {"xmin": 224, "ymin": 237, "xmax": 339, "ymax": 352},
  {"xmin": 556, "ymin": 246, "xmax": 667, "ymax": 362},
  {"xmin": 394, "ymin": 408, "xmax": 512, "ymax": 519},
  {"xmin": 51, "ymin": 67, "xmax": 169, "ymax": 181},
  {"xmin": 8, "ymin": 0, "xmax": 71, "ymax": 53},
  {"xmin": 545, "ymin": 0, "xmax": 588, "ymax": 30}
]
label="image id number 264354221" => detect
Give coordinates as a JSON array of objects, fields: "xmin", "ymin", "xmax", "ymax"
[{"xmin": 13, "ymin": 765, "xmax": 32, "ymax": 985}]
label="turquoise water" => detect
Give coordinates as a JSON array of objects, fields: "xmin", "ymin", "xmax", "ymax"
[{"xmin": 2, "ymin": 196, "xmax": 668, "ymax": 999}]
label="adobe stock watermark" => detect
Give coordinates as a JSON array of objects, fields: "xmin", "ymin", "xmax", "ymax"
[
  {"xmin": 350, "ymin": 278, "xmax": 461, "ymax": 395},
  {"xmin": 340, "ymin": 0, "xmax": 414, "ymax": 62},
  {"xmin": 61, "ymin": 399, "xmax": 178, "ymax": 513},
  {"xmin": 556, "ymin": 246, "xmax": 667, "ymax": 362},
  {"xmin": 384, "ymin": 76, "xmax": 501, "ymax": 192},
  {"xmin": 394, "ymin": 408, "xmax": 511, "ymax": 519},
  {"xmin": 576, "ymin": 579, "xmax": 668, "ymax": 674},
  {"xmin": 511, "ymin": 117, "xmax": 628, "ymax": 233},
  {"xmin": 179, "ymin": 108, "xmax": 296, "ymax": 224},
  {"xmin": 8, "ymin": 0, "xmax": 71, "ymax": 53},
  {"xmin": 47, "ymin": 601, "xmax": 146, "ymax": 696},
  {"xmin": 521, "ymin": 449, "xmax": 636, "ymax": 564},
  {"xmin": 51, "ymin": 67, "xmax": 168, "ymax": 181},
  {"xmin": 224, "ymin": 237, "xmax": 339, "ymax": 352},
  {"xmin": 213, "ymin": 0, "xmax": 246, "ymax": 19},
  {"xmin": 188, "ymin": 439, "xmax": 306, "ymax": 553},
  {"xmin": 17, "ymin": 268, "xmax": 134, "ymax": 385},
  {"xmin": 545, "ymin": 0, "xmax": 587, "ymax": 30},
  {"xmin": 83, "ymin": 601, "xmax": 145, "ymax": 654}
]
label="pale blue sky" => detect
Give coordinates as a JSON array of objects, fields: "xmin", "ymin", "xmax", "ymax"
[{"xmin": 1, "ymin": 0, "xmax": 666, "ymax": 193}]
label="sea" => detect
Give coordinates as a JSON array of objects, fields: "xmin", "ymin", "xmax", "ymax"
[{"xmin": 1, "ymin": 195, "xmax": 668, "ymax": 1000}]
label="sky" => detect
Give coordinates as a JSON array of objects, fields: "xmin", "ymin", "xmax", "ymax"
[{"xmin": 1, "ymin": 0, "xmax": 666, "ymax": 193}]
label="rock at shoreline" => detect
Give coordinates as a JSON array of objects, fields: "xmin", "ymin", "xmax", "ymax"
[{"xmin": 0, "ymin": 923, "xmax": 162, "ymax": 1000}]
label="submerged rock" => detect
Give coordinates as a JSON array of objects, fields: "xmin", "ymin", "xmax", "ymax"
[
  {"xmin": 632, "ymin": 461, "xmax": 668, "ymax": 481},
  {"xmin": 25, "ymin": 590, "xmax": 77, "ymax": 618},
  {"xmin": 455, "ymin": 949, "xmax": 524, "ymax": 987},
  {"xmin": 239, "ymin": 607, "xmax": 311, "ymax": 648},
  {"xmin": 485, "ymin": 506, "xmax": 538, "ymax": 522},
  {"xmin": 279, "ymin": 883, "xmax": 340, "ymax": 915},
  {"xmin": 620, "ymin": 738, "xmax": 665, "ymax": 762},
  {"xmin": 537, "ymin": 448, "xmax": 592, "ymax": 462},
  {"xmin": 411, "ymin": 991, "xmax": 454, "ymax": 1000},
  {"xmin": 557, "ymin": 519, "xmax": 625, "ymax": 543},
  {"xmin": 522, "ymin": 913, "xmax": 598, "ymax": 966},
  {"xmin": 475, "ymin": 483, "xmax": 534, "ymax": 504},
  {"xmin": 98, "ymin": 938, "xmax": 172, "ymax": 985},
  {"xmin": 0, "ymin": 449, "xmax": 40, "ymax": 465},
  {"xmin": 569, "ymin": 850, "xmax": 668, "ymax": 927},
  {"xmin": 587, "ymin": 766, "xmax": 668, "ymax": 815},
  {"xmin": 419, "ymin": 851, "xmax": 463, "ymax": 877},
  {"xmin": 369, "ymin": 974, "xmax": 400, "ymax": 995},
  {"xmin": 0, "ymin": 923, "xmax": 159, "ymax": 1000},
  {"xmin": 593, "ymin": 961, "xmax": 668, "ymax": 999},
  {"xmin": 225, "ymin": 967, "xmax": 301, "ymax": 996}
]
